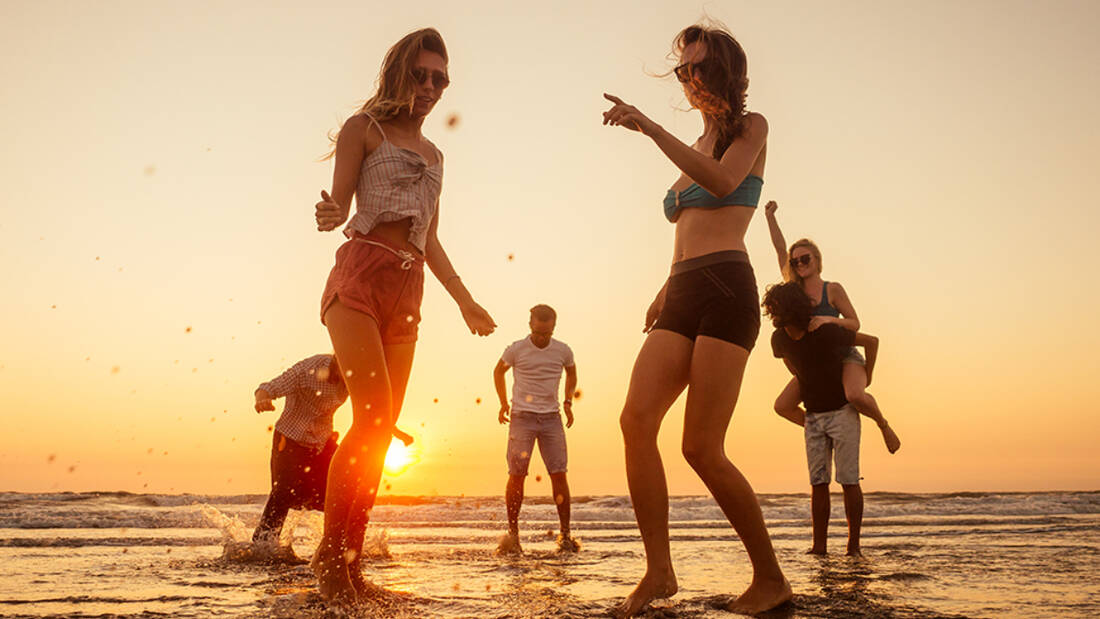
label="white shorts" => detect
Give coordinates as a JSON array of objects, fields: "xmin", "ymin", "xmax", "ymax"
[{"xmin": 804, "ymin": 404, "xmax": 861, "ymax": 486}]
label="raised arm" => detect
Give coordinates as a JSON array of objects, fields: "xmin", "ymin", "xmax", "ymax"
[
  {"xmin": 853, "ymin": 332, "xmax": 878, "ymax": 385},
  {"xmin": 493, "ymin": 359, "xmax": 511, "ymax": 424},
  {"xmin": 424, "ymin": 208, "xmax": 496, "ymax": 336},
  {"xmin": 764, "ymin": 201, "xmax": 788, "ymax": 276},
  {"xmin": 563, "ymin": 364, "xmax": 577, "ymax": 428},
  {"xmin": 602, "ymin": 94, "xmax": 768, "ymax": 198}
]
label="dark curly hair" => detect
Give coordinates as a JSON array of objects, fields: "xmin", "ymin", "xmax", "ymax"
[
  {"xmin": 673, "ymin": 24, "xmax": 749, "ymax": 160},
  {"xmin": 762, "ymin": 282, "xmax": 813, "ymax": 330}
]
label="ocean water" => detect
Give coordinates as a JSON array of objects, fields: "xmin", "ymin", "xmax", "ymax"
[{"xmin": 0, "ymin": 491, "xmax": 1097, "ymax": 618}]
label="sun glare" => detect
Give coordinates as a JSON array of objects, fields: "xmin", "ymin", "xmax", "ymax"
[{"xmin": 383, "ymin": 438, "xmax": 418, "ymax": 476}]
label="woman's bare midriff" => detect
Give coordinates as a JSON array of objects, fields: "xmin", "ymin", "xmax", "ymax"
[
  {"xmin": 672, "ymin": 205, "xmax": 754, "ymax": 262},
  {"xmin": 366, "ymin": 217, "xmax": 423, "ymax": 256}
]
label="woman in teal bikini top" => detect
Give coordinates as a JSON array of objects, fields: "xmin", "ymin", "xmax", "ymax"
[
  {"xmin": 600, "ymin": 23, "xmax": 791, "ymax": 618},
  {"xmin": 663, "ymin": 173, "xmax": 763, "ymax": 221}
]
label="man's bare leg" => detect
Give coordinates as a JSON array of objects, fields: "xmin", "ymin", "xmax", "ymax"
[
  {"xmin": 550, "ymin": 472, "xmax": 578, "ymax": 551},
  {"xmin": 498, "ymin": 474, "xmax": 525, "ymax": 553},
  {"xmin": 842, "ymin": 483, "xmax": 863, "ymax": 556},
  {"xmin": 808, "ymin": 483, "xmax": 830, "ymax": 555}
]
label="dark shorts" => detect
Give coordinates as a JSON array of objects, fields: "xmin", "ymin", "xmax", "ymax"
[
  {"xmin": 651, "ymin": 250, "xmax": 761, "ymax": 351},
  {"xmin": 320, "ymin": 232, "xmax": 425, "ymax": 344},
  {"xmin": 270, "ymin": 431, "xmax": 338, "ymax": 511}
]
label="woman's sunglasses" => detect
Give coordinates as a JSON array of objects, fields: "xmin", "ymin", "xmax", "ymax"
[
  {"xmin": 674, "ymin": 59, "xmax": 711, "ymax": 83},
  {"xmin": 789, "ymin": 255, "xmax": 813, "ymax": 268},
  {"xmin": 411, "ymin": 67, "xmax": 450, "ymax": 90}
]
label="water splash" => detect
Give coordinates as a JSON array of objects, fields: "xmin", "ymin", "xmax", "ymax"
[{"xmin": 199, "ymin": 504, "xmax": 304, "ymax": 565}]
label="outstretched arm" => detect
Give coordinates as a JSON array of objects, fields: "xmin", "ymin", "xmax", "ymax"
[
  {"xmin": 254, "ymin": 388, "xmax": 276, "ymax": 413},
  {"xmin": 254, "ymin": 360, "xmax": 309, "ymax": 413},
  {"xmin": 494, "ymin": 360, "xmax": 511, "ymax": 424},
  {"xmin": 854, "ymin": 332, "xmax": 879, "ymax": 385},
  {"xmin": 424, "ymin": 208, "xmax": 496, "ymax": 336},
  {"xmin": 602, "ymin": 93, "xmax": 768, "ymax": 198},
  {"xmin": 764, "ymin": 201, "xmax": 788, "ymax": 277}
]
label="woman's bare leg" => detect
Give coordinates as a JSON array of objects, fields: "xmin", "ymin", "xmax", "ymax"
[
  {"xmin": 346, "ymin": 341, "xmax": 417, "ymax": 597},
  {"xmin": 842, "ymin": 364, "xmax": 900, "ymax": 453},
  {"xmin": 314, "ymin": 300, "xmax": 394, "ymax": 604},
  {"xmin": 614, "ymin": 330, "xmax": 693, "ymax": 618},
  {"xmin": 679, "ymin": 336, "xmax": 791, "ymax": 614},
  {"xmin": 774, "ymin": 378, "xmax": 804, "ymax": 426}
]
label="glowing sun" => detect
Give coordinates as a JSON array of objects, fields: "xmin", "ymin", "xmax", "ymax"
[{"xmin": 383, "ymin": 437, "xmax": 418, "ymax": 476}]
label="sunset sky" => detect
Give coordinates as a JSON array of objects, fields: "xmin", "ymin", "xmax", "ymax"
[{"xmin": 1, "ymin": 0, "xmax": 1098, "ymax": 496}]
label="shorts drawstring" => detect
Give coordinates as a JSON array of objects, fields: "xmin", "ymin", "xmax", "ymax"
[{"xmin": 355, "ymin": 238, "xmax": 419, "ymax": 270}]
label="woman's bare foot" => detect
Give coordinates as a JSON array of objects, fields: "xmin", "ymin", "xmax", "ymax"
[
  {"xmin": 613, "ymin": 570, "xmax": 677, "ymax": 618},
  {"xmin": 725, "ymin": 576, "xmax": 792, "ymax": 615},
  {"xmin": 846, "ymin": 545, "xmax": 862, "ymax": 557},
  {"xmin": 805, "ymin": 546, "xmax": 826, "ymax": 555},
  {"xmin": 311, "ymin": 541, "xmax": 357, "ymax": 605},
  {"xmin": 879, "ymin": 422, "xmax": 901, "ymax": 454}
]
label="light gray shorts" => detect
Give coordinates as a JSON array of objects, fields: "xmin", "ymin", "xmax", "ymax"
[
  {"xmin": 507, "ymin": 411, "xmax": 567, "ymax": 476},
  {"xmin": 804, "ymin": 404, "xmax": 861, "ymax": 486}
]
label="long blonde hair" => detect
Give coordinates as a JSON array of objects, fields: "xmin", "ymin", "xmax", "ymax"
[
  {"xmin": 325, "ymin": 28, "xmax": 448, "ymax": 158},
  {"xmin": 786, "ymin": 238, "xmax": 823, "ymax": 284}
]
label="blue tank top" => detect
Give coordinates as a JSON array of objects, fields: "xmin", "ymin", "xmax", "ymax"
[
  {"xmin": 663, "ymin": 174, "xmax": 763, "ymax": 222},
  {"xmin": 812, "ymin": 281, "xmax": 841, "ymax": 317}
]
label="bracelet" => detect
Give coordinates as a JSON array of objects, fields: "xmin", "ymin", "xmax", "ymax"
[{"xmin": 444, "ymin": 274, "xmax": 461, "ymax": 286}]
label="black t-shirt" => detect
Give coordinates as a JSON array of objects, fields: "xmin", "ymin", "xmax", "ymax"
[{"xmin": 771, "ymin": 324, "xmax": 856, "ymax": 413}]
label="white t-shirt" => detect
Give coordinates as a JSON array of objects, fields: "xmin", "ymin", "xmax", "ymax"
[{"xmin": 500, "ymin": 337, "xmax": 575, "ymax": 413}]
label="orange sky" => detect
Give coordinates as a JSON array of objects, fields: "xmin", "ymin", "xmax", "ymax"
[{"xmin": 1, "ymin": 1, "xmax": 1098, "ymax": 495}]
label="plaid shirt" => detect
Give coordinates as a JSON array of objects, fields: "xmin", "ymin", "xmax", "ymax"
[{"xmin": 258, "ymin": 354, "xmax": 348, "ymax": 448}]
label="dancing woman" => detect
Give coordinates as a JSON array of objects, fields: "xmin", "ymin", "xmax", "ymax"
[
  {"xmin": 601, "ymin": 24, "xmax": 791, "ymax": 616},
  {"xmin": 764, "ymin": 201, "xmax": 900, "ymax": 453},
  {"xmin": 312, "ymin": 28, "xmax": 496, "ymax": 603}
]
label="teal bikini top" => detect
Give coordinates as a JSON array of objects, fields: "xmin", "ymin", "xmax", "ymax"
[{"xmin": 663, "ymin": 174, "xmax": 764, "ymax": 222}]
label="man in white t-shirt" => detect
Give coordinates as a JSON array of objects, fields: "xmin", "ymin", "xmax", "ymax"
[{"xmin": 493, "ymin": 304, "xmax": 579, "ymax": 553}]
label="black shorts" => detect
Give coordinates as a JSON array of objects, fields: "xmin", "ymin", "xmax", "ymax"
[
  {"xmin": 651, "ymin": 250, "xmax": 760, "ymax": 351},
  {"xmin": 270, "ymin": 431, "xmax": 338, "ymax": 511}
]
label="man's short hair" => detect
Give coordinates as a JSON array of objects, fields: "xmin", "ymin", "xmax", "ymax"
[
  {"xmin": 761, "ymin": 282, "xmax": 813, "ymax": 330},
  {"xmin": 529, "ymin": 304, "xmax": 557, "ymax": 322}
]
